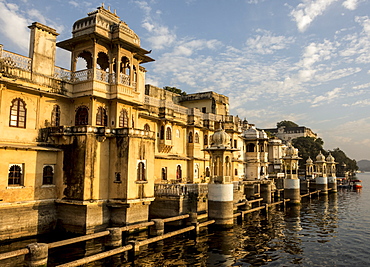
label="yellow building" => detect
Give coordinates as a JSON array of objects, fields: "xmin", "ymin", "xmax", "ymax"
[{"xmin": 0, "ymin": 6, "xmax": 248, "ymax": 240}]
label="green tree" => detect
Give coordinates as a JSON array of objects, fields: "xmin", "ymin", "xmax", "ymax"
[
  {"xmin": 163, "ymin": 86, "xmax": 187, "ymax": 96},
  {"xmin": 328, "ymin": 148, "xmax": 358, "ymax": 175},
  {"xmin": 277, "ymin": 120, "xmax": 299, "ymax": 128},
  {"xmin": 292, "ymin": 136, "xmax": 324, "ymax": 169}
]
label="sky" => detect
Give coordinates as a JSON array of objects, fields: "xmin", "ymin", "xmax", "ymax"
[{"xmin": 0, "ymin": 0, "xmax": 370, "ymax": 161}]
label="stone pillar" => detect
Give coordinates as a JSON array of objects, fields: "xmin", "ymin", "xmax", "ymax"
[
  {"xmin": 105, "ymin": 228, "xmax": 122, "ymax": 248},
  {"xmin": 208, "ymin": 183, "xmax": 234, "ymax": 227},
  {"xmin": 300, "ymin": 180, "xmax": 310, "ymax": 194},
  {"xmin": 25, "ymin": 243, "xmax": 48, "ymax": 267},
  {"xmin": 187, "ymin": 212, "xmax": 199, "ymax": 236},
  {"xmin": 244, "ymin": 184, "xmax": 255, "ymax": 199},
  {"xmin": 328, "ymin": 177, "xmax": 337, "ymax": 193},
  {"xmin": 284, "ymin": 179, "xmax": 301, "ymax": 205},
  {"xmin": 254, "ymin": 183, "xmax": 260, "ymax": 197},
  {"xmin": 260, "ymin": 182, "xmax": 272, "ymax": 204},
  {"xmin": 149, "ymin": 219, "xmax": 164, "ymax": 236},
  {"xmin": 316, "ymin": 177, "xmax": 328, "ymax": 195}
]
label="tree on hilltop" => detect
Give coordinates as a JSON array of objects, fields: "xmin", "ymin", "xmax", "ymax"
[
  {"xmin": 277, "ymin": 120, "xmax": 299, "ymax": 128},
  {"xmin": 163, "ymin": 86, "xmax": 187, "ymax": 96},
  {"xmin": 292, "ymin": 136, "xmax": 324, "ymax": 168},
  {"xmin": 328, "ymin": 148, "xmax": 358, "ymax": 174}
]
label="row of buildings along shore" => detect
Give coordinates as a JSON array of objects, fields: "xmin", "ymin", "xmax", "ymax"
[{"xmin": 0, "ymin": 6, "xmax": 339, "ymax": 240}]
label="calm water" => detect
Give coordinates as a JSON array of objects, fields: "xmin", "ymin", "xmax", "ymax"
[{"xmin": 2, "ymin": 173, "xmax": 370, "ymax": 266}]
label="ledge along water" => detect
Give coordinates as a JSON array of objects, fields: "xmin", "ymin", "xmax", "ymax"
[{"xmin": 1, "ymin": 174, "xmax": 370, "ymax": 266}]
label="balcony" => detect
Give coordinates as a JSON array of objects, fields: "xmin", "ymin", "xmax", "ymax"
[{"xmin": 0, "ymin": 48, "xmax": 70, "ymax": 95}]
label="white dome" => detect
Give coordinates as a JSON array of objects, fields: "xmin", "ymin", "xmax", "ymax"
[
  {"xmin": 259, "ymin": 130, "xmax": 268, "ymax": 139},
  {"xmin": 326, "ymin": 153, "xmax": 335, "ymax": 163},
  {"xmin": 242, "ymin": 126, "xmax": 259, "ymax": 139},
  {"xmin": 316, "ymin": 151, "xmax": 326, "ymax": 162},
  {"xmin": 211, "ymin": 127, "xmax": 231, "ymax": 147}
]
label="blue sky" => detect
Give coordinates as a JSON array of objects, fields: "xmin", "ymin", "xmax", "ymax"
[{"xmin": 1, "ymin": 0, "xmax": 370, "ymax": 161}]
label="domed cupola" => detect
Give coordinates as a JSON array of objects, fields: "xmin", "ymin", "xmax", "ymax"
[
  {"xmin": 306, "ymin": 157, "xmax": 313, "ymax": 164},
  {"xmin": 326, "ymin": 153, "xmax": 335, "ymax": 163},
  {"xmin": 211, "ymin": 126, "xmax": 231, "ymax": 148},
  {"xmin": 259, "ymin": 130, "xmax": 268, "ymax": 139},
  {"xmin": 316, "ymin": 151, "xmax": 326, "ymax": 162},
  {"xmin": 242, "ymin": 126, "xmax": 259, "ymax": 139},
  {"xmin": 284, "ymin": 142, "xmax": 300, "ymax": 158}
]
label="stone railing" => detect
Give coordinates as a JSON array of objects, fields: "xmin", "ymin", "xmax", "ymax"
[
  {"xmin": 71, "ymin": 69, "xmax": 92, "ymax": 82},
  {"xmin": 48, "ymin": 126, "xmax": 155, "ymax": 138},
  {"xmin": 144, "ymin": 96, "xmax": 161, "ymax": 107},
  {"xmin": 54, "ymin": 66, "xmax": 72, "ymax": 80},
  {"xmin": 119, "ymin": 73, "xmax": 130, "ymax": 86},
  {"xmin": 154, "ymin": 184, "xmax": 187, "ymax": 197},
  {"xmin": 0, "ymin": 49, "xmax": 31, "ymax": 71},
  {"xmin": 96, "ymin": 69, "xmax": 109, "ymax": 83},
  {"xmin": 202, "ymin": 113, "xmax": 224, "ymax": 122},
  {"xmin": 154, "ymin": 183, "xmax": 209, "ymax": 197}
]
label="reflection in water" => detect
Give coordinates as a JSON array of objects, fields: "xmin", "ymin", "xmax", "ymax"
[{"xmin": 3, "ymin": 174, "xmax": 370, "ymax": 266}]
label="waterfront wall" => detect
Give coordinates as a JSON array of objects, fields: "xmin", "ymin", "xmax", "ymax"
[{"xmin": 0, "ymin": 200, "xmax": 56, "ymax": 240}]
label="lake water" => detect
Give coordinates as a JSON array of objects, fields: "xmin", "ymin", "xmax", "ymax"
[{"xmin": 2, "ymin": 173, "xmax": 370, "ymax": 266}]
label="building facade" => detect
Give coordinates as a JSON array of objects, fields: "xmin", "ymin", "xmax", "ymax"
[{"xmin": 0, "ymin": 6, "xmax": 293, "ymax": 240}]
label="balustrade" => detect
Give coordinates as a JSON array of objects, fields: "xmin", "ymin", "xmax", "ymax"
[
  {"xmin": 119, "ymin": 73, "xmax": 130, "ymax": 85},
  {"xmin": 0, "ymin": 50, "xmax": 31, "ymax": 71},
  {"xmin": 71, "ymin": 69, "xmax": 92, "ymax": 82}
]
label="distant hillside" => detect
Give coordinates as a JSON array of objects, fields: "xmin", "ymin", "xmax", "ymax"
[{"xmin": 357, "ymin": 160, "xmax": 370, "ymax": 171}]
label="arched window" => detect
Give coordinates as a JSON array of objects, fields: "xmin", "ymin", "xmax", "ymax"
[
  {"xmin": 188, "ymin": 132, "xmax": 193, "ymax": 143},
  {"xmin": 176, "ymin": 165, "xmax": 182, "ymax": 180},
  {"xmin": 144, "ymin": 124, "xmax": 150, "ymax": 131},
  {"xmin": 166, "ymin": 127, "xmax": 172, "ymax": 140},
  {"xmin": 235, "ymin": 168, "xmax": 238, "ymax": 176},
  {"xmin": 160, "ymin": 125, "xmax": 165, "ymax": 140},
  {"xmin": 76, "ymin": 51, "xmax": 93, "ymax": 70},
  {"xmin": 75, "ymin": 106, "xmax": 89, "ymax": 126},
  {"xmin": 194, "ymin": 164, "xmax": 199, "ymax": 179},
  {"xmin": 8, "ymin": 165, "xmax": 22, "ymax": 185},
  {"xmin": 96, "ymin": 107, "xmax": 107, "ymax": 126},
  {"xmin": 161, "ymin": 167, "xmax": 167, "ymax": 180},
  {"xmin": 215, "ymin": 156, "xmax": 220, "ymax": 176},
  {"xmin": 204, "ymin": 135, "xmax": 208, "ymax": 145},
  {"xmin": 137, "ymin": 162, "xmax": 146, "ymax": 181},
  {"xmin": 119, "ymin": 109, "xmax": 128, "ymax": 128},
  {"xmin": 121, "ymin": 57, "xmax": 130, "ymax": 76},
  {"xmin": 205, "ymin": 167, "xmax": 210, "ymax": 177},
  {"xmin": 9, "ymin": 98, "xmax": 27, "ymax": 128},
  {"xmin": 51, "ymin": 105, "xmax": 60, "ymax": 127},
  {"xmin": 225, "ymin": 156, "xmax": 230, "ymax": 176},
  {"xmin": 133, "ymin": 65, "xmax": 137, "ymax": 87},
  {"xmin": 246, "ymin": 143, "xmax": 255, "ymax": 152},
  {"xmin": 43, "ymin": 165, "xmax": 54, "ymax": 185},
  {"xmin": 194, "ymin": 132, "xmax": 199, "ymax": 143},
  {"xmin": 115, "ymin": 172, "xmax": 121, "ymax": 182},
  {"xmin": 97, "ymin": 52, "xmax": 109, "ymax": 71}
]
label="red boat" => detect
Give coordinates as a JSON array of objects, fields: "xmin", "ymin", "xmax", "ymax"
[{"xmin": 351, "ymin": 179, "xmax": 362, "ymax": 189}]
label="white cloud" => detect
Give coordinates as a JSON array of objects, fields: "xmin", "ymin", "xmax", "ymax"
[
  {"xmin": 342, "ymin": 0, "xmax": 362, "ymax": 10},
  {"xmin": 311, "ymin": 87, "xmax": 342, "ymax": 107},
  {"xmin": 0, "ymin": 1, "xmax": 30, "ymax": 52},
  {"xmin": 246, "ymin": 29, "xmax": 295, "ymax": 54},
  {"xmin": 135, "ymin": 1, "xmax": 176, "ymax": 50},
  {"xmin": 315, "ymin": 67, "xmax": 361, "ymax": 82},
  {"xmin": 68, "ymin": 1, "xmax": 78, "ymax": 8},
  {"xmin": 28, "ymin": 9, "xmax": 47, "ymax": 25},
  {"xmin": 342, "ymin": 99, "xmax": 370, "ymax": 107},
  {"xmin": 353, "ymin": 82, "xmax": 370, "ymax": 89},
  {"xmin": 290, "ymin": 0, "xmax": 338, "ymax": 32},
  {"xmin": 247, "ymin": 0, "xmax": 265, "ymax": 4}
]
